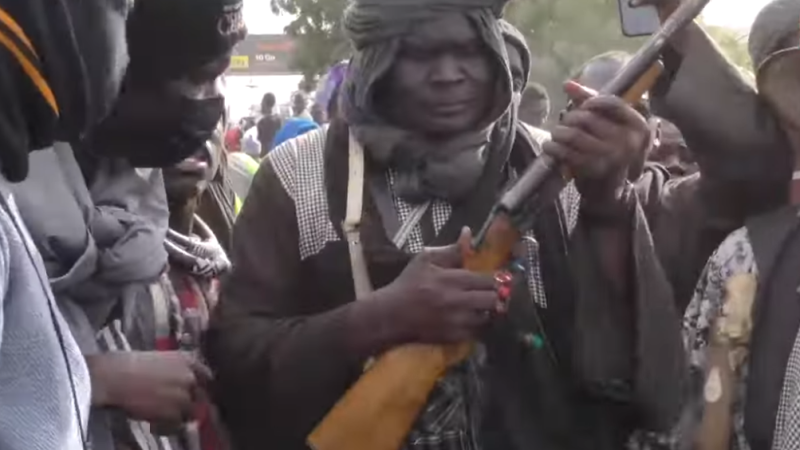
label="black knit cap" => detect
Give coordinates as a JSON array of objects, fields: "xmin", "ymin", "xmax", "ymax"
[{"xmin": 126, "ymin": 0, "xmax": 246, "ymax": 84}]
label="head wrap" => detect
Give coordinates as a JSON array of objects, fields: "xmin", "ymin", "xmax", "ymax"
[
  {"xmin": 0, "ymin": 0, "xmax": 127, "ymax": 181},
  {"xmin": 340, "ymin": 0, "xmax": 514, "ymax": 203},
  {"xmin": 315, "ymin": 61, "xmax": 348, "ymax": 115},
  {"xmin": 499, "ymin": 20, "xmax": 531, "ymax": 90},
  {"xmin": 126, "ymin": 0, "xmax": 246, "ymax": 85},
  {"xmin": 749, "ymin": 0, "xmax": 800, "ymax": 72}
]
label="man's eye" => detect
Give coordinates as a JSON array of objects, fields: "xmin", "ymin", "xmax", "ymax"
[
  {"xmin": 454, "ymin": 44, "xmax": 483, "ymax": 58},
  {"xmin": 400, "ymin": 48, "xmax": 434, "ymax": 61}
]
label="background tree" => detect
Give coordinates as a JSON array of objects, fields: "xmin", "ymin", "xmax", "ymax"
[
  {"xmin": 505, "ymin": 0, "xmax": 645, "ymax": 119},
  {"xmin": 702, "ymin": 23, "xmax": 752, "ymax": 73},
  {"xmin": 272, "ymin": 0, "xmax": 753, "ymax": 117},
  {"xmin": 270, "ymin": 0, "xmax": 350, "ymax": 88}
]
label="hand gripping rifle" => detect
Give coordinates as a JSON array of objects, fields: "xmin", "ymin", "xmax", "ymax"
[{"xmin": 308, "ymin": 2, "xmax": 710, "ymax": 449}]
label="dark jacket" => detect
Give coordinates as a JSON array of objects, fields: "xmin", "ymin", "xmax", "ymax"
[{"xmin": 204, "ymin": 25, "xmax": 789, "ymax": 450}]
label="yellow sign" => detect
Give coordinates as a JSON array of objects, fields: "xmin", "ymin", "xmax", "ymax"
[{"xmin": 230, "ymin": 55, "xmax": 250, "ymax": 69}]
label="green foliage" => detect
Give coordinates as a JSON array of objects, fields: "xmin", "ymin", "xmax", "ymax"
[
  {"xmin": 505, "ymin": 0, "xmax": 646, "ymax": 118},
  {"xmin": 273, "ymin": 0, "xmax": 753, "ymax": 114},
  {"xmin": 701, "ymin": 23, "xmax": 752, "ymax": 73},
  {"xmin": 270, "ymin": 0, "xmax": 350, "ymax": 84}
]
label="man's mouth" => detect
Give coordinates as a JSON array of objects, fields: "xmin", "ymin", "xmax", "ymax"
[{"xmin": 430, "ymin": 99, "xmax": 474, "ymax": 116}]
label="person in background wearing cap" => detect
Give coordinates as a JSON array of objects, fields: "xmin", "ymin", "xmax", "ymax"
[
  {"xmin": 204, "ymin": 0, "xmax": 698, "ymax": 447},
  {"xmin": 0, "ymin": 0, "xmax": 134, "ymax": 448},
  {"xmin": 646, "ymin": 0, "xmax": 800, "ymax": 448}
]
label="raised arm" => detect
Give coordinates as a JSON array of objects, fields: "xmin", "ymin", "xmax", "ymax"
[
  {"xmin": 652, "ymin": 22, "xmax": 791, "ymax": 212},
  {"xmin": 639, "ymin": 22, "xmax": 791, "ymax": 310}
]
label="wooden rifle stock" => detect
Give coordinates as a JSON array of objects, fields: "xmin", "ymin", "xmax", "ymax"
[
  {"xmin": 308, "ymin": 2, "xmax": 708, "ymax": 448},
  {"xmin": 308, "ymin": 215, "xmax": 519, "ymax": 450}
]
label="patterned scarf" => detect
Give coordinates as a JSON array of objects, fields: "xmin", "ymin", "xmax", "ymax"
[{"xmin": 98, "ymin": 215, "xmax": 232, "ymax": 450}]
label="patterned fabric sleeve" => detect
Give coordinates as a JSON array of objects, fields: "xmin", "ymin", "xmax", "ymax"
[{"xmin": 629, "ymin": 227, "xmax": 757, "ymax": 450}]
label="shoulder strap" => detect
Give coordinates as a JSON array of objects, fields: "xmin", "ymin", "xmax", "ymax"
[{"xmin": 343, "ymin": 132, "xmax": 374, "ymax": 299}]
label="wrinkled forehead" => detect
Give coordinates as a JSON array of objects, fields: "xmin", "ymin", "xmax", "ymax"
[{"xmin": 401, "ymin": 14, "xmax": 482, "ymax": 51}]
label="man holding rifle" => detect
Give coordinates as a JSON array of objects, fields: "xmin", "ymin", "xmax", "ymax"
[{"xmin": 205, "ymin": 1, "xmax": 788, "ymax": 450}]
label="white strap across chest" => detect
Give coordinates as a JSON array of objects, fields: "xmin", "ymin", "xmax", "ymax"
[{"xmin": 343, "ymin": 133, "xmax": 374, "ymax": 299}]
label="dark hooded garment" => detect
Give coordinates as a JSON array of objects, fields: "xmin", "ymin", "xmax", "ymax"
[
  {"xmin": 0, "ymin": 1, "xmax": 131, "ymax": 449},
  {"xmin": 205, "ymin": 2, "xmax": 789, "ymax": 450},
  {"xmin": 0, "ymin": 0, "xmax": 94, "ymax": 181},
  {"xmin": 499, "ymin": 19, "xmax": 531, "ymax": 91}
]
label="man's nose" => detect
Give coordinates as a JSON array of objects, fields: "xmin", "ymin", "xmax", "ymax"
[{"xmin": 430, "ymin": 54, "xmax": 466, "ymax": 84}]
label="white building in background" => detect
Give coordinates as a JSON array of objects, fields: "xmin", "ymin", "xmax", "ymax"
[
  {"xmin": 223, "ymin": 74, "xmax": 304, "ymax": 124},
  {"xmin": 222, "ymin": 33, "xmax": 304, "ymax": 124}
]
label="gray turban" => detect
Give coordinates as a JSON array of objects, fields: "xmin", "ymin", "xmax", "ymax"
[
  {"xmin": 749, "ymin": 0, "xmax": 800, "ymax": 72},
  {"xmin": 499, "ymin": 19, "xmax": 531, "ymax": 90},
  {"xmin": 340, "ymin": 0, "xmax": 515, "ymax": 203},
  {"xmin": 342, "ymin": 0, "xmax": 512, "ymax": 122},
  {"xmin": 343, "ymin": 0, "xmax": 507, "ymax": 49}
]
